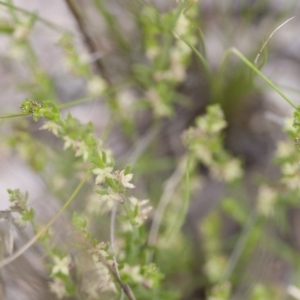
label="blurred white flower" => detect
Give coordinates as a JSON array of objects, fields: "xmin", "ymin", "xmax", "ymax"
[
  {"xmin": 51, "ymin": 255, "xmax": 71, "ymax": 276},
  {"xmin": 49, "ymin": 278, "xmax": 67, "ymax": 299},
  {"xmin": 63, "ymin": 136, "xmax": 74, "ymax": 150},
  {"xmin": 120, "ymin": 170, "xmax": 135, "ymax": 189},
  {"xmin": 276, "ymin": 140, "xmax": 294, "ymax": 158},
  {"xmin": 100, "ymin": 188, "xmax": 123, "ymax": 210},
  {"xmin": 128, "ymin": 197, "xmax": 152, "ymax": 226},
  {"xmin": 222, "ymin": 159, "xmax": 243, "ymax": 182},
  {"xmin": 73, "ymin": 140, "xmax": 89, "ymax": 161},
  {"xmin": 40, "ymin": 121, "xmax": 61, "ymax": 136},
  {"xmin": 256, "ymin": 185, "xmax": 277, "ymax": 217},
  {"xmin": 122, "ymin": 264, "xmax": 144, "ymax": 284},
  {"xmin": 87, "ymin": 76, "xmax": 107, "ymax": 96},
  {"xmin": 92, "ymin": 167, "xmax": 114, "ymax": 185}
]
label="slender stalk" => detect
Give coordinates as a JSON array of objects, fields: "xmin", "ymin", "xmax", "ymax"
[
  {"xmin": 231, "ymin": 48, "xmax": 297, "ymax": 109},
  {"xmin": 220, "ymin": 212, "xmax": 257, "ymax": 282},
  {"xmin": 0, "ymin": 169, "xmax": 90, "ymax": 269},
  {"xmin": 147, "ymin": 155, "xmax": 188, "ymax": 262},
  {"xmin": 0, "ymin": 0, "xmax": 70, "ymax": 33},
  {"xmin": 110, "ymin": 201, "xmax": 121, "ymax": 280},
  {"xmin": 164, "ymin": 153, "xmax": 193, "ymax": 240},
  {"xmin": 6, "ymin": 0, "xmax": 18, "ymax": 22},
  {"xmin": 0, "ymin": 113, "xmax": 28, "ymax": 119},
  {"xmin": 64, "ymin": 0, "xmax": 112, "ymax": 85},
  {"xmin": 254, "ymin": 17, "xmax": 294, "ymax": 65}
]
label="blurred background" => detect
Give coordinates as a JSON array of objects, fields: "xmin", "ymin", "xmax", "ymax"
[{"xmin": 1, "ymin": 0, "xmax": 300, "ymax": 299}]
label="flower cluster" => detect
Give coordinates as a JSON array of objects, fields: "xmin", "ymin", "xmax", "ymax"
[
  {"xmin": 49, "ymin": 255, "xmax": 76, "ymax": 299},
  {"xmin": 19, "ymin": 95, "xmax": 144, "ymax": 298},
  {"xmin": 137, "ymin": 3, "xmax": 198, "ymax": 117},
  {"xmin": 58, "ymin": 34, "xmax": 90, "ymax": 76},
  {"xmin": 182, "ymin": 104, "xmax": 243, "ymax": 182},
  {"xmin": 87, "ymin": 243, "xmax": 117, "ymax": 295}
]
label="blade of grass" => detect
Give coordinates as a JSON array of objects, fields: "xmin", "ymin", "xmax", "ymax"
[
  {"xmin": 230, "ymin": 47, "xmax": 297, "ymax": 110},
  {"xmin": 176, "ymin": 32, "xmax": 211, "ymax": 79},
  {"xmin": 254, "ymin": 17, "xmax": 294, "ymax": 65}
]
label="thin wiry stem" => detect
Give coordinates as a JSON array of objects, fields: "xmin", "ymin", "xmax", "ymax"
[
  {"xmin": 127, "ymin": 124, "xmax": 161, "ymax": 166},
  {"xmin": 64, "ymin": 0, "xmax": 112, "ymax": 85},
  {"xmin": 147, "ymin": 155, "xmax": 188, "ymax": 262},
  {"xmin": 220, "ymin": 211, "xmax": 257, "ymax": 282},
  {"xmin": 0, "ymin": 169, "xmax": 90, "ymax": 269},
  {"xmin": 254, "ymin": 17, "xmax": 294, "ymax": 65},
  {"xmin": 110, "ymin": 202, "xmax": 122, "ymax": 281},
  {"xmin": 0, "ymin": 113, "xmax": 28, "ymax": 119},
  {"xmin": 0, "ymin": 1, "xmax": 71, "ymax": 33}
]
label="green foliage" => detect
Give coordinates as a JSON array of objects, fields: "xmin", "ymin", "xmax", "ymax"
[{"xmin": 1, "ymin": 1, "xmax": 300, "ymax": 300}]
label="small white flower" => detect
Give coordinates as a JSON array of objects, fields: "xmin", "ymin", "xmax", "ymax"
[
  {"xmin": 92, "ymin": 167, "xmax": 114, "ymax": 185},
  {"xmin": 128, "ymin": 197, "xmax": 152, "ymax": 226},
  {"xmin": 73, "ymin": 140, "xmax": 89, "ymax": 162},
  {"xmin": 49, "ymin": 278, "xmax": 67, "ymax": 299},
  {"xmin": 276, "ymin": 140, "xmax": 294, "ymax": 158},
  {"xmin": 122, "ymin": 264, "xmax": 144, "ymax": 284},
  {"xmin": 51, "ymin": 255, "xmax": 71, "ymax": 276},
  {"xmin": 100, "ymin": 188, "xmax": 123, "ymax": 210},
  {"xmin": 87, "ymin": 76, "xmax": 107, "ymax": 96},
  {"xmin": 146, "ymin": 89, "xmax": 172, "ymax": 117},
  {"xmin": 40, "ymin": 121, "xmax": 61, "ymax": 136},
  {"xmin": 63, "ymin": 136, "xmax": 74, "ymax": 150},
  {"xmin": 222, "ymin": 159, "xmax": 243, "ymax": 182},
  {"xmin": 120, "ymin": 170, "xmax": 135, "ymax": 189},
  {"xmin": 257, "ymin": 185, "xmax": 277, "ymax": 217}
]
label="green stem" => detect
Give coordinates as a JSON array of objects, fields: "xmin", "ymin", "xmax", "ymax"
[
  {"xmin": 0, "ymin": 113, "xmax": 28, "ymax": 119},
  {"xmin": 0, "ymin": 169, "xmax": 91, "ymax": 269},
  {"xmin": 6, "ymin": 0, "xmax": 18, "ymax": 22},
  {"xmin": 230, "ymin": 47, "xmax": 297, "ymax": 110},
  {"xmin": 164, "ymin": 153, "xmax": 193, "ymax": 240},
  {"xmin": 220, "ymin": 212, "xmax": 257, "ymax": 282},
  {"xmin": 0, "ymin": 0, "xmax": 70, "ymax": 33}
]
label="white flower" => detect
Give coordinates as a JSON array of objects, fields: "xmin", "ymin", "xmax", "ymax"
[
  {"xmin": 40, "ymin": 121, "xmax": 61, "ymax": 136},
  {"xmin": 49, "ymin": 278, "xmax": 67, "ymax": 299},
  {"xmin": 257, "ymin": 185, "xmax": 277, "ymax": 217},
  {"xmin": 128, "ymin": 197, "xmax": 152, "ymax": 226},
  {"xmin": 63, "ymin": 136, "xmax": 74, "ymax": 150},
  {"xmin": 276, "ymin": 140, "xmax": 294, "ymax": 158},
  {"xmin": 146, "ymin": 89, "xmax": 172, "ymax": 117},
  {"xmin": 100, "ymin": 188, "xmax": 123, "ymax": 210},
  {"xmin": 222, "ymin": 159, "xmax": 243, "ymax": 182},
  {"xmin": 92, "ymin": 167, "xmax": 114, "ymax": 185},
  {"xmin": 73, "ymin": 140, "xmax": 89, "ymax": 162},
  {"xmin": 120, "ymin": 170, "xmax": 135, "ymax": 189},
  {"xmin": 122, "ymin": 264, "xmax": 144, "ymax": 284},
  {"xmin": 87, "ymin": 76, "xmax": 107, "ymax": 96},
  {"xmin": 51, "ymin": 255, "xmax": 71, "ymax": 276}
]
